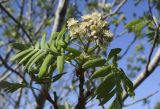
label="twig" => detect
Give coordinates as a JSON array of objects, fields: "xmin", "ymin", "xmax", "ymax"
[
  {"xmin": 119, "ymin": 37, "xmax": 136, "ymax": 59},
  {"xmin": 122, "ymin": 1, "xmax": 160, "ymax": 101},
  {"xmin": 46, "ymin": 91, "xmax": 59, "ymax": 109},
  {"xmin": 148, "ymin": 0, "xmax": 158, "ymax": 27},
  {"xmin": 0, "ymin": 4, "xmax": 33, "ymax": 43},
  {"xmin": 28, "ymin": 0, "xmax": 33, "ymax": 21},
  {"xmin": 103, "ymin": 0, "xmax": 127, "ymax": 19},
  {"xmin": 0, "ymin": 55, "xmax": 27, "ymax": 83},
  {"xmin": 122, "ymin": 48, "xmax": 160, "ymax": 101},
  {"xmin": 15, "ymin": 88, "xmax": 23, "ymax": 109},
  {"xmin": 123, "ymin": 91, "xmax": 158, "ymax": 107}
]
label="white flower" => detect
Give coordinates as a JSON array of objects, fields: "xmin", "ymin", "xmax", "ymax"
[
  {"xmin": 81, "ymin": 14, "xmax": 91, "ymax": 21},
  {"xmin": 67, "ymin": 18, "xmax": 78, "ymax": 28},
  {"xmin": 91, "ymin": 12, "xmax": 102, "ymax": 20}
]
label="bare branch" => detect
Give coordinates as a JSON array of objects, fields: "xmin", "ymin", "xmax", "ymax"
[
  {"xmin": 122, "ymin": 48, "xmax": 160, "ymax": 101},
  {"xmin": 123, "ymin": 91, "xmax": 158, "ymax": 107},
  {"xmin": 0, "ymin": 55, "xmax": 27, "ymax": 83},
  {"xmin": 119, "ymin": 37, "xmax": 136, "ymax": 59},
  {"xmin": 52, "ymin": 0, "xmax": 68, "ymax": 32},
  {"xmin": 28, "ymin": 0, "xmax": 33, "ymax": 21},
  {"xmin": 0, "ymin": 4, "xmax": 33, "ymax": 43},
  {"xmin": 103, "ymin": 0, "xmax": 127, "ymax": 19},
  {"xmin": 148, "ymin": 0, "xmax": 158, "ymax": 27}
]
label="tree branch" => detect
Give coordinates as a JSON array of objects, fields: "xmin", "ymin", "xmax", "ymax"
[
  {"xmin": 52, "ymin": 0, "xmax": 68, "ymax": 32},
  {"xmin": 75, "ymin": 68, "xmax": 85, "ymax": 109},
  {"xmin": 103, "ymin": 0, "xmax": 127, "ymax": 19},
  {"xmin": 0, "ymin": 4, "xmax": 33, "ymax": 43},
  {"xmin": 0, "ymin": 55, "xmax": 27, "ymax": 83},
  {"xmin": 122, "ymin": 48, "xmax": 160, "ymax": 101},
  {"xmin": 123, "ymin": 91, "xmax": 158, "ymax": 107},
  {"xmin": 122, "ymin": 0, "xmax": 160, "ymax": 101},
  {"xmin": 119, "ymin": 37, "xmax": 136, "ymax": 59}
]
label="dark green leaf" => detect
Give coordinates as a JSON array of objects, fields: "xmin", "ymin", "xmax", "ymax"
[
  {"xmin": 95, "ymin": 73, "xmax": 114, "ymax": 94},
  {"xmin": 91, "ymin": 66, "xmax": 111, "ymax": 80},
  {"xmin": 107, "ymin": 48, "xmax": 121, "ymax": 61},
  {"xmin": 82, "ymin": 58, "xmax": 106, "ymax": 69},
  {"xmin": 99, "ymin": 89, "xmax": 116, "ymax": 105},
  {"xmin": 52, "ymin": 72, "xmax": 66, "ymax": 82},
  {"xmin": 66, "ymin": 47, "xmax": 82, "ymax": 56},
  {"xmin": 0, "ymin": 81, "xmax": 27, "ymax": 93},
  {"xmin": 10, "ymin": 43, "xmax": 30, "ymax": 51}
]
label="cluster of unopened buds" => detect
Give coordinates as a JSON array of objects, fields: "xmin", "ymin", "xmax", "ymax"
[{"xmin": 67, "ymin": 12, "xmax": 114, "ymax": 45}]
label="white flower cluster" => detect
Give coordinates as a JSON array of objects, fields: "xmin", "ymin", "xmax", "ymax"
[{"xmin": 67, "ymin": 12, "xmax": 113, "ymax": 45}]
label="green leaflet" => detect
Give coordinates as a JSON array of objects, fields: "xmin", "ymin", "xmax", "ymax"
[
  {"xmin": 91, "ymin": 66, "xmax": 111, "ymax": 80},
  {"xmin": 96, "ymin": 80, "xmax": 115, "ymax": 99},
  {"xmin": 125, "ymin": 19, "xmax": 143, "ymax": 28},
  {"xmin": 11, "ymin": 48, "xmax": 33, "ymax": 61},
  {"xmin": 82, "ymin": 58, "xmax": 106, "ymax": 69},
  {"xmin": 45, "ymin": 43, "xmax": 50, "ymax": 50},
  {"xmin": 65, "ymin": 34, "xmax": 71, "ymax": 44},
  {"xmin": 41, "ymin": 33, "xmax": 46, "ymax": 49},
  {"xmin": 50, "ymin": 41, "xmax": 59, "ymax": 53},
  {"xmin": 18, "ymin": 49, "xmax": 38, "ymax": 65},
  {"xmin": 57, "ymin": 54, "xmax": 65, "ymax": 73},
  {"xmin": 107, "ymin": 48, "xmax": 121, "ymax": 61},
  {"xmin": 57, "ymin": 28, "xmax": 66, "ymax": 39},
  {"xmin": 56, "ymin": 28, "xmax": 66, "ymax": 46},
  {"xmin": 57, "ymin": 39, "xmax": 66, "ymax": 47},
  {"xmin": 26, "ymin": 50, "xmax": 42, "ymax": 68},
  {"xmin": 88, "ymin": 45, "xmax": 98, "ymax": 54},
  {"xmin": 99, "ymin": 89, "xmax": 116, "ymax": 105},
  {"xmin": 47, "ymin": 64, "xmax": 56, "ymax": 76},
  {"xmin": 49, "ymin": 32, "xmax": 59, "ymax": 45},
  {"xmin": 113, "ymin": 99, "xmax": 122, "ymax": 109},
  {"xmin": 0, "ymin": 81, "xmax": 27, "ymax": 93},
  {"xmin": 95, "ymin": 73, "xmax": 114, "ymax": 94},
  {"xmin": 28, "ymin": 52, "xmax": 46, "ymax": 71},
  {"xmin": 38, "ymin": 54, "xmax": 54, "ymax": 78},
  {"xmin": 119, "ymin": 69, "xmax": 135, "ymax": 97},
  {"xmin": 66, "ymin": 47, "xmax": 81, "ymax": 56},
  {"xmin": 35, "ymin": 42, "xmax": 40, "ymax": 49}
]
